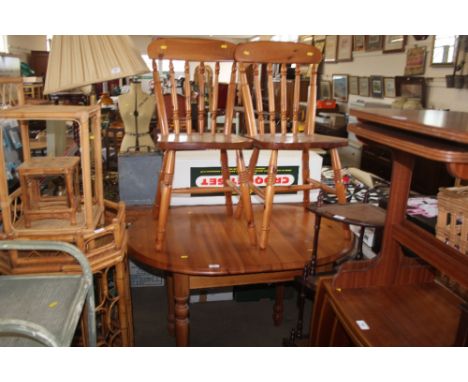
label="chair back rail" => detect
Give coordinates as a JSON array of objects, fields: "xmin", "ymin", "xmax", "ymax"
[
  {"xmin": 235, "ymin": 41, "xmax": 322, "ymax": 136},
  {"xmin": 147, "ymin": 38, "xmax": 237, "ymax": 136}
]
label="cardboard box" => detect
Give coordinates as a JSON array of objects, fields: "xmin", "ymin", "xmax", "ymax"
[{"xmin": 171, "ymin": 149, "xmax": 323, "ymax": 206}]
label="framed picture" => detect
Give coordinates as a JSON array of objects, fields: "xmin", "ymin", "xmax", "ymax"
[
  {"xmin": 358, "ymin": 77, "xmax": 370, "ymax": 97},
  {"xmin": 370, "ymin": 76, "xmax": 384, "ymax": 98},
  {"xmin": 319, "ymin": 80, "xmax": 332, "ymax": 99},
  {"xmin": 395, "ymin": 76, "xmax": 426, "ymax": 107},
  {"xmin": 332, "ymin": 74, "xmax": 348, "ymax": 102},
  {"xmin": 337, "ymin": 35, "xmax": 353, "ymax": 62},
  {"xmin": 324, "ymin": 36, "xmax": 338, "ymax": 63},
  {"xmin": 349, "ymin": 76, "xmax": 359, "ymax": 95},
  {"xmin": 383, "ymin": 35, "xmax": 407, "ymax": 53},
  {"xmin": 384, "ymin": 77, "xmax": 396, "ymax": 98},
  {"xmin": 353, "ymin": 36, "xmax": 365, "ymax": 52},
  {"xmin": 366, "ymin": 35, "xmax": 383, "ymax": 51},
  {"xmin": 405, "ymin": 46, "xmax": 427, "ymax": 75}
]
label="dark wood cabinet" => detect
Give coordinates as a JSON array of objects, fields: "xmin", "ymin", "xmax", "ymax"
[{"xmin": 28, "ymin": 50, "xmax": 49, "ymax": 79}]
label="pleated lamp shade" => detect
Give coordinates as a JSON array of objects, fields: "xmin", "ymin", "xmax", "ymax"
[{"xmin": 44, "ymin": 35, "xmax": 149, "ymax": 95}]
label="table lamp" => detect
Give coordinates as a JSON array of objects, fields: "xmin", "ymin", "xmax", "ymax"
[{"xmin": 44, "ymin": 35, "xmax": 149, "ymax": 96}]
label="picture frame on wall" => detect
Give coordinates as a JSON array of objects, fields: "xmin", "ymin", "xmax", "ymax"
[
  {"xmin": 383, "ymin": 35, "xmax": 407, "ymax": 53},
  {"xmin": 405, "ymin": 46, "xmax": 427, "ymax": 75},
  {"xmin": 349, "ymin": 76, "xmax": 359, "ymax": 95},
  {"xmin": 353, "ymin": 36, "xmax": 366, "ymax": 52},
  {"xmin": 365, "ymin": 35, "xmax": 383, "ymax": 51},
  {"xmin": 337, "ymin": 35, "xmax": 353, "ymax": 62},
  {"xmin": 370, "ymin": 76, "xmax": 384, "ymax": 98},
  {"xmin": 319, "ymin": 80, "xmax": 332, "ymax": 99},
  {"xmin": 332, "ymin": 74, "xmax": 348, "ymax": 102},
  {"xmin": 324, "ymin": 35, "xmax": 338, "ymax": 63},
  {"xmin": 384, "ymin": 77, "xmax": 396, "ymax": 97},
  {"xmin": 358, "ymin": 77, "xmax": 370, "ymax": 97}
]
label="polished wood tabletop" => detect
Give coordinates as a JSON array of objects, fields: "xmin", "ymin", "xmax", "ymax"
[
  {"xmin": 128, "ymin": 203, "xmax": 351, "ymax": 276},
  {"xmin": 351, "ymin": 108, "xmax": 468, "ymax": 144}
]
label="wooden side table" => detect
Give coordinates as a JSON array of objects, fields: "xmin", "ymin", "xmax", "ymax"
[
  {"xmin": 0, "ymin": 104, "xmax": 104, "ymax": 237},
  {"xmin": 287, "ymin": 202, "xmax": 386, "ymax": 345}
]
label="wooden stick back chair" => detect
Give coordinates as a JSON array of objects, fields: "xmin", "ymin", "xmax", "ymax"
[
  {"xmin": 234, "ymin": 41, "xmax": 349, "ymax": 249},
  {"xmin": 147, "ymin": 38, "xmax": 257, "ymax": 251}
]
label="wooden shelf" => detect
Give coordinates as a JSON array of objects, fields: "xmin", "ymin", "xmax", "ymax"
[{"xmin": 312, "ymin": 278, "xmax": 462, "ymax": 346}]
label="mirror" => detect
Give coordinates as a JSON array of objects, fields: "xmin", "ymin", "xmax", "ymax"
[{"xmin": 431, "ymin": 35, "xmax": 458, "ymax": 66}]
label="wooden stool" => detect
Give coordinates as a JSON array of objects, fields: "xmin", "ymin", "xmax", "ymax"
[{"xmin": 18, "ymin": 156, "xmax": 81, "ymax": 228}]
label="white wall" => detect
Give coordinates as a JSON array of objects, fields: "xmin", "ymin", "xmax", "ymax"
[
  {"xmin": 321, "ymin": 36, "xmax": 468, "ymax": 112},
  {"xmin": 7, "ymin": 35, "xmax": 47, "ymax": 62}
]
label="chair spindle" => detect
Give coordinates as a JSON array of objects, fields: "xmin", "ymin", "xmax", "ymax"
[
  {"xmin": 253, "ymin": 64, "xmax": 265, "ymax": 135},
  {"xmin": 184, "ymin": 61, "xmax": 192, "ymax": 134},
  {"xmin": 280, "ymin": 63, "xmax": 288, "ymax": 135},
  {"xmin": 292, "ymin": 65, "xmax": 301, "ymax": 134},
  {"xmin": 152, "ymin": 59, "xmax": 169, "ymax": 135},
  {"xmin": 169, "ymin": 60, "xmax": 181, "ymax": 134},
  {"xmin": 266, "ymin": 63, "xmax": 276, "ymax": 135},
  {"xmin": 306, "ymin": 64, "xmax": 318, "ymax": 135},
  {"xmin": 210, "ymin": 62, "xmax": 220, "ymax": 134},
  {"xmin": 197, "ymin": 62, "xmax": 206, "ymax": 133}
]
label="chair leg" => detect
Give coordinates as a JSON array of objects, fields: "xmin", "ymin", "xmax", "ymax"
[
  {"xmin": 236, "ymin": 149, "xmax": 257, "ymax": 246},
  {"xmin": 330, "ymin": 148, "xmax": 351, "ymax": 240},
  {"xmin": 329, "ymin": 148, "xmax": 346, "ymax": 205},
  {"xmin": 153, "ymin": 150, "xmax": 168, "ymax": 219},
  {"xmin": 302, "ymin": 149, "xmax": 310, "ymax": 208},
  {"xmin": 260, "ymin": 149, "xmax": 278, "ymax": 249},
  {"xmin": 234, "ymin": 147, "xmax": 259, "ymax": 219},
  {"xmin": 220, "ymin": 149, "xmax": 233, "ymax": 216},
  {"xmin": 155, "ymin": 150, "xmax": 175, "ymax": 252}
]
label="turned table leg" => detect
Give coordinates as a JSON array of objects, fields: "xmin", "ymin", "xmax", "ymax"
[
  {"xmin": 273, "ymin": 283, "xmax": 285, "ymax": 326},
  {"xmin": 166, "ymin": 272, "xmax": 175, "ymax": 337},
  {"xmin": 174, "ymin": 273, "xmax": 190, "ymax": 346}
]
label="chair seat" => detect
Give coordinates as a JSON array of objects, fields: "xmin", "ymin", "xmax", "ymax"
[
  {"xmin": 248, "ymin": 133, "xmax": 348, "ymax": 150},
  {"xmin": 157, "ymin": 133, "xmax": 253, "ymax": 150}
]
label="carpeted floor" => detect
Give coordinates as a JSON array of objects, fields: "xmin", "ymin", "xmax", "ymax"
[{"xmin": 131, "ymin": 283, "xmax": 312, "ymax": 347}]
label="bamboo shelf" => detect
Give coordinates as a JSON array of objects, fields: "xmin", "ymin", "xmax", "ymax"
[{"xmin": 0, "ymin": 104, "xmax": 105, "ymax": 236}]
